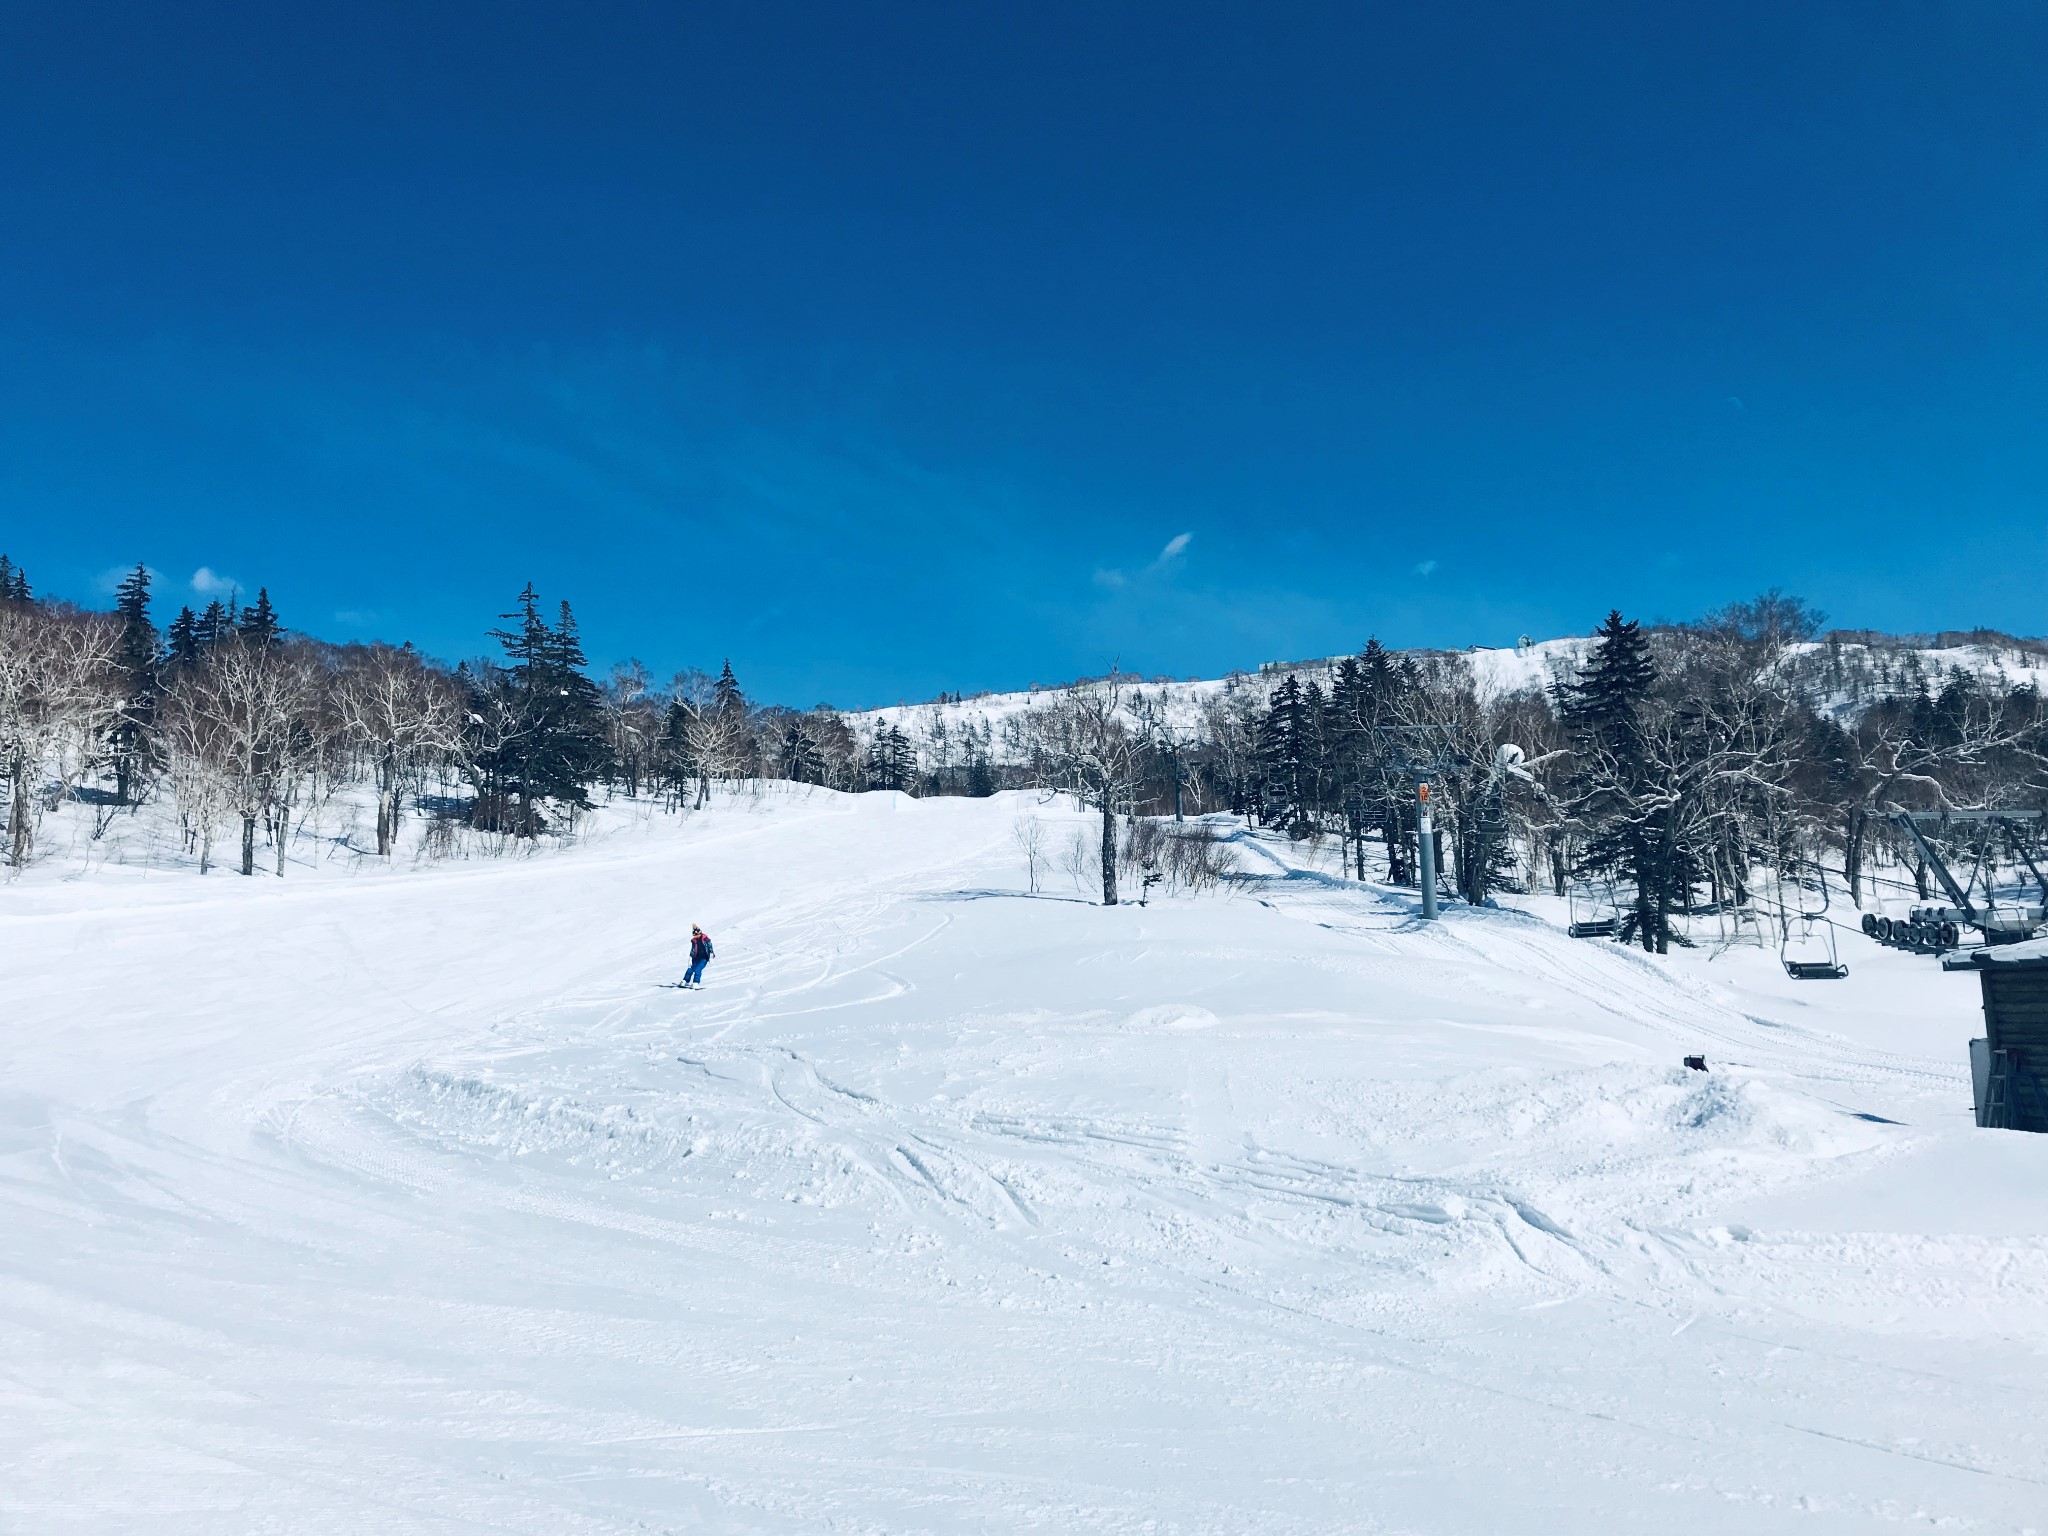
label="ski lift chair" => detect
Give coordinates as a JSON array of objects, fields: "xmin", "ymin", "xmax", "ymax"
[
  {"xmin": 1774, "ymin": 858, "xmax": 1848, "ymax": 978},
  {"xmin": 1567, "ymin": 880, "xmax": 1620, "ymax": 940},
  {"xmin": 1781, "ymin": 915, "xmax": 1848, "ymax": 979}
]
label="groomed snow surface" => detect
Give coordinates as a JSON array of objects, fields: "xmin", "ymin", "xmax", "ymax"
[{"xmin": 5, "ymin": 788, "xmax": 2047, "ymax": 1533}]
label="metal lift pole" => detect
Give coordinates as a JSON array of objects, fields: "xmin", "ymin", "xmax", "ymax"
[
  {"xmin": 1891, "ymin": 811, "xmax": 1977, "ymax": 921},
  {"xmin": 2007, "ymin": 827, "xmax": 2048, "ymax": 906},
  {"xmin": 1417, "ymin": 781, "xmax": 1438, "ymax": 921}
]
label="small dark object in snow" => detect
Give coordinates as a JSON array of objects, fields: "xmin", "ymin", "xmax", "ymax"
[{"xmin": 1684, "ymin": 1055, "xmax": 1708, "ymax": 1072}]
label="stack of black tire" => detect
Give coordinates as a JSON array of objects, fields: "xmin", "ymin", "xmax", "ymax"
[{"xmin": 1862, "ymin": 912, "xmax": 1960, "ymax": 952}]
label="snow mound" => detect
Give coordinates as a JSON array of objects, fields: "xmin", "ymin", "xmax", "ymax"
[{"xmin": 375, "ymin": 1066, "xmax": 696, "ymax": 1173}]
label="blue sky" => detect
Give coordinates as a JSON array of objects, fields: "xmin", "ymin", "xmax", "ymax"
[{"xmin": 1, "ymin": 2, "xmax": 2043, "ymax": 705}]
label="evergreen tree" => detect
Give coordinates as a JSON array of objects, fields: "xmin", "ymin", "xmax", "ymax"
[
  {"xmin": 780, "ymin": 717, "xmax": 823, "ymax": 784},
  {"xmin": 541, "ymin": 598, "xmax": 614, "ymax": 812},
  {"xmin": 1326, "ymin": 658, "xmax": 1369, "ymax": 874},
  {"xmin": 0, "ymin": 555, "xmax": 28, "ymax": 602},
  {"xmin": 1299, "ymin": 679, "xmax": 1330, "ymax": 821},
  {"xmin": 167, "ymin": 606, "xmax": 201, "ymax": 666},
  {"xmin": 660, "ymin": 697, "xmax": 692, "ymax": 804},
  {"xmin": 714, "ymin": 659, "xmax": 745, "ymax": 718},
  {"xmin": 1559, "ymin": 611, "xmax": 1670, "ymax": 951},
  {"xmin": 1561, "ymin": 611, "xmax": 1655, "ymax": 752},
  {"xmin": 1359, "ymin": 637, "xmax": 1399, "ymax": 702},
  {"xmin": 238, "ymin": 587, "xmax": 280, "ymax": 644},
  {"xmin": 865, "ymin": 724, "xmax": 915, "ymax": 792},
  {"xmin": 110, "ymin": 563, "xmax": 160, "ymax": 803},
  {"xmin": 1256, "ymin": 675, "xmax": 1320, "ymax": 833},
  {"xmin": 865, "ymin": 729, "xmax": 887, "ymax": 790},
  {"xmin": 477, "ymin": 585, "xmax": 615, "ymax": 834},
  {"xmin": 197, "ymin": 599, "xmax": 232, "ymax": 646},
  {"xmin": 114, "ymin": 565, "xmax": 157, "ymax": 671},
  {"xmin": 1352, "ymin": 637, "xmax": 1413, "ymax": 881}
]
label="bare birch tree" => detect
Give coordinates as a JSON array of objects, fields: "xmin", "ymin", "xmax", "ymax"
[
  {"xmin": 669, "ymin": 669, "xmax": 750, "ymax": 809},
  {"xmin": 162, "ymin": 632, "xmax": 318, "ymax": 876},
  {"xmin": 603, "ymin": 660, "xmax": 660, "ymax": 798},
  {"xmin": 1015, "ymin": 670, "xmax": 1141, "ymax": 905},
  {"xmin": 336, "ymin": 642, "xmax": 462, "ymax": 856},
  {"xmin": 0, "ymin": 601, "xmax": 125, "ymax": 867}
]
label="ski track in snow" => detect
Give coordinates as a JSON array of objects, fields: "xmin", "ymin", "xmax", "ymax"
[{"xmin": 5, "ymin": 788, "xmax": 2048, "ymax": 1533}]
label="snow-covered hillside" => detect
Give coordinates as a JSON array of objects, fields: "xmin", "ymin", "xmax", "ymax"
[
  {"xmin": 848, "ymin": 640, "xmax": 1595, "ymax": 748},
  {"xmin": 849, "ymin": 631, "xmax": 2048, "ymax": 754},
  {"xmin": 5, "ymin": 788, "xmax": 2045, "ymax": 1531}
]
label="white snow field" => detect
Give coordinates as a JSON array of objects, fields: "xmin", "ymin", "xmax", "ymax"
[{"xmin": 5, "ymin": 788, "xmax": 2047, "ymax": 1534}]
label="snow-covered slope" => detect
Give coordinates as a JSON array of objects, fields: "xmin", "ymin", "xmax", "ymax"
[
  {"xmin": 847, "ymin": 640, "xmax": 1593, "ymax": 756},
  {"xmin": 850, "ymin": 631, "xmax": 2048, "ymax": 751},
  {"xmin": 1790, "ymin": 638, "xmax": 2048, "ymax": 719},
  {"xmin": 854, "ymin": 673, "xmax": 1233, "ymax": 746},
  {"xmin": 5, "ymin": 789, "xmax": 2046, "ymax": 1532}
]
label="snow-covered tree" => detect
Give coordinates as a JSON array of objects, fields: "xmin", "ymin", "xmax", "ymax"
[
  {"xmin": 0, "ymin": 596, "xmax": 125, "ymax": 866},
  {"xmin": 1014, "ymin": 670, "xmax": 1142, "ymax": 905},
  {"xmin": 336, "ymin": 642, "xmax": 462, "ymax": 856}
]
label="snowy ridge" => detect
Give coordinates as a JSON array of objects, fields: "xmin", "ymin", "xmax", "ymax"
[
  {"xmin": 847, "ymin": 630, "xmax": 2048, "ymax": 753},
  {"xmin": 1788, "ymin": 637, "xmax": 2048, "ymax": 719},
  {"xmin": 846, "ymin": 638, "xmax": 1596, "ymax": 752}
]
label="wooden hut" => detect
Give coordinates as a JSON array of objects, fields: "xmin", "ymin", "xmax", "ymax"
[{"xmin": 1958, "ymin": 944, "xmax": 2048, "ymax": 1131}]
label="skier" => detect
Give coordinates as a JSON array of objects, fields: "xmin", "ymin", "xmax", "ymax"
[{"xmin": 683, "ymin": 924, "xmax": 715, "ymax": 988}]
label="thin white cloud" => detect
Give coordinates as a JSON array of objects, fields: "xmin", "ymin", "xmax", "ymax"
[
  {"xmin": 1101, "ymin": 532, "xmax": 1193, "ymax": 595},
  {"xmin": 1116, "ymin": 531, "xmax": 1194, "ymax": 583},
  {"xmin": 1415, "ymin": 559, "xmax": 1438, "ymax": 577},
  {"xmin": 189, "ymin": 566, "xmax": 239, "ymax": 596}
]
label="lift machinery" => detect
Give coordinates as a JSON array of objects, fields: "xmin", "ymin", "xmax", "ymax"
[{"xmin": 1861, "ymin": 809, "xmax": 2048, "ymax": 955}]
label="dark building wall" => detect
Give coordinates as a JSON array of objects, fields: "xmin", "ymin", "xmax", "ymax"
[{"xmin": 1982, "ymin": 967, "xmax": 2048, "ymax": 1061}]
